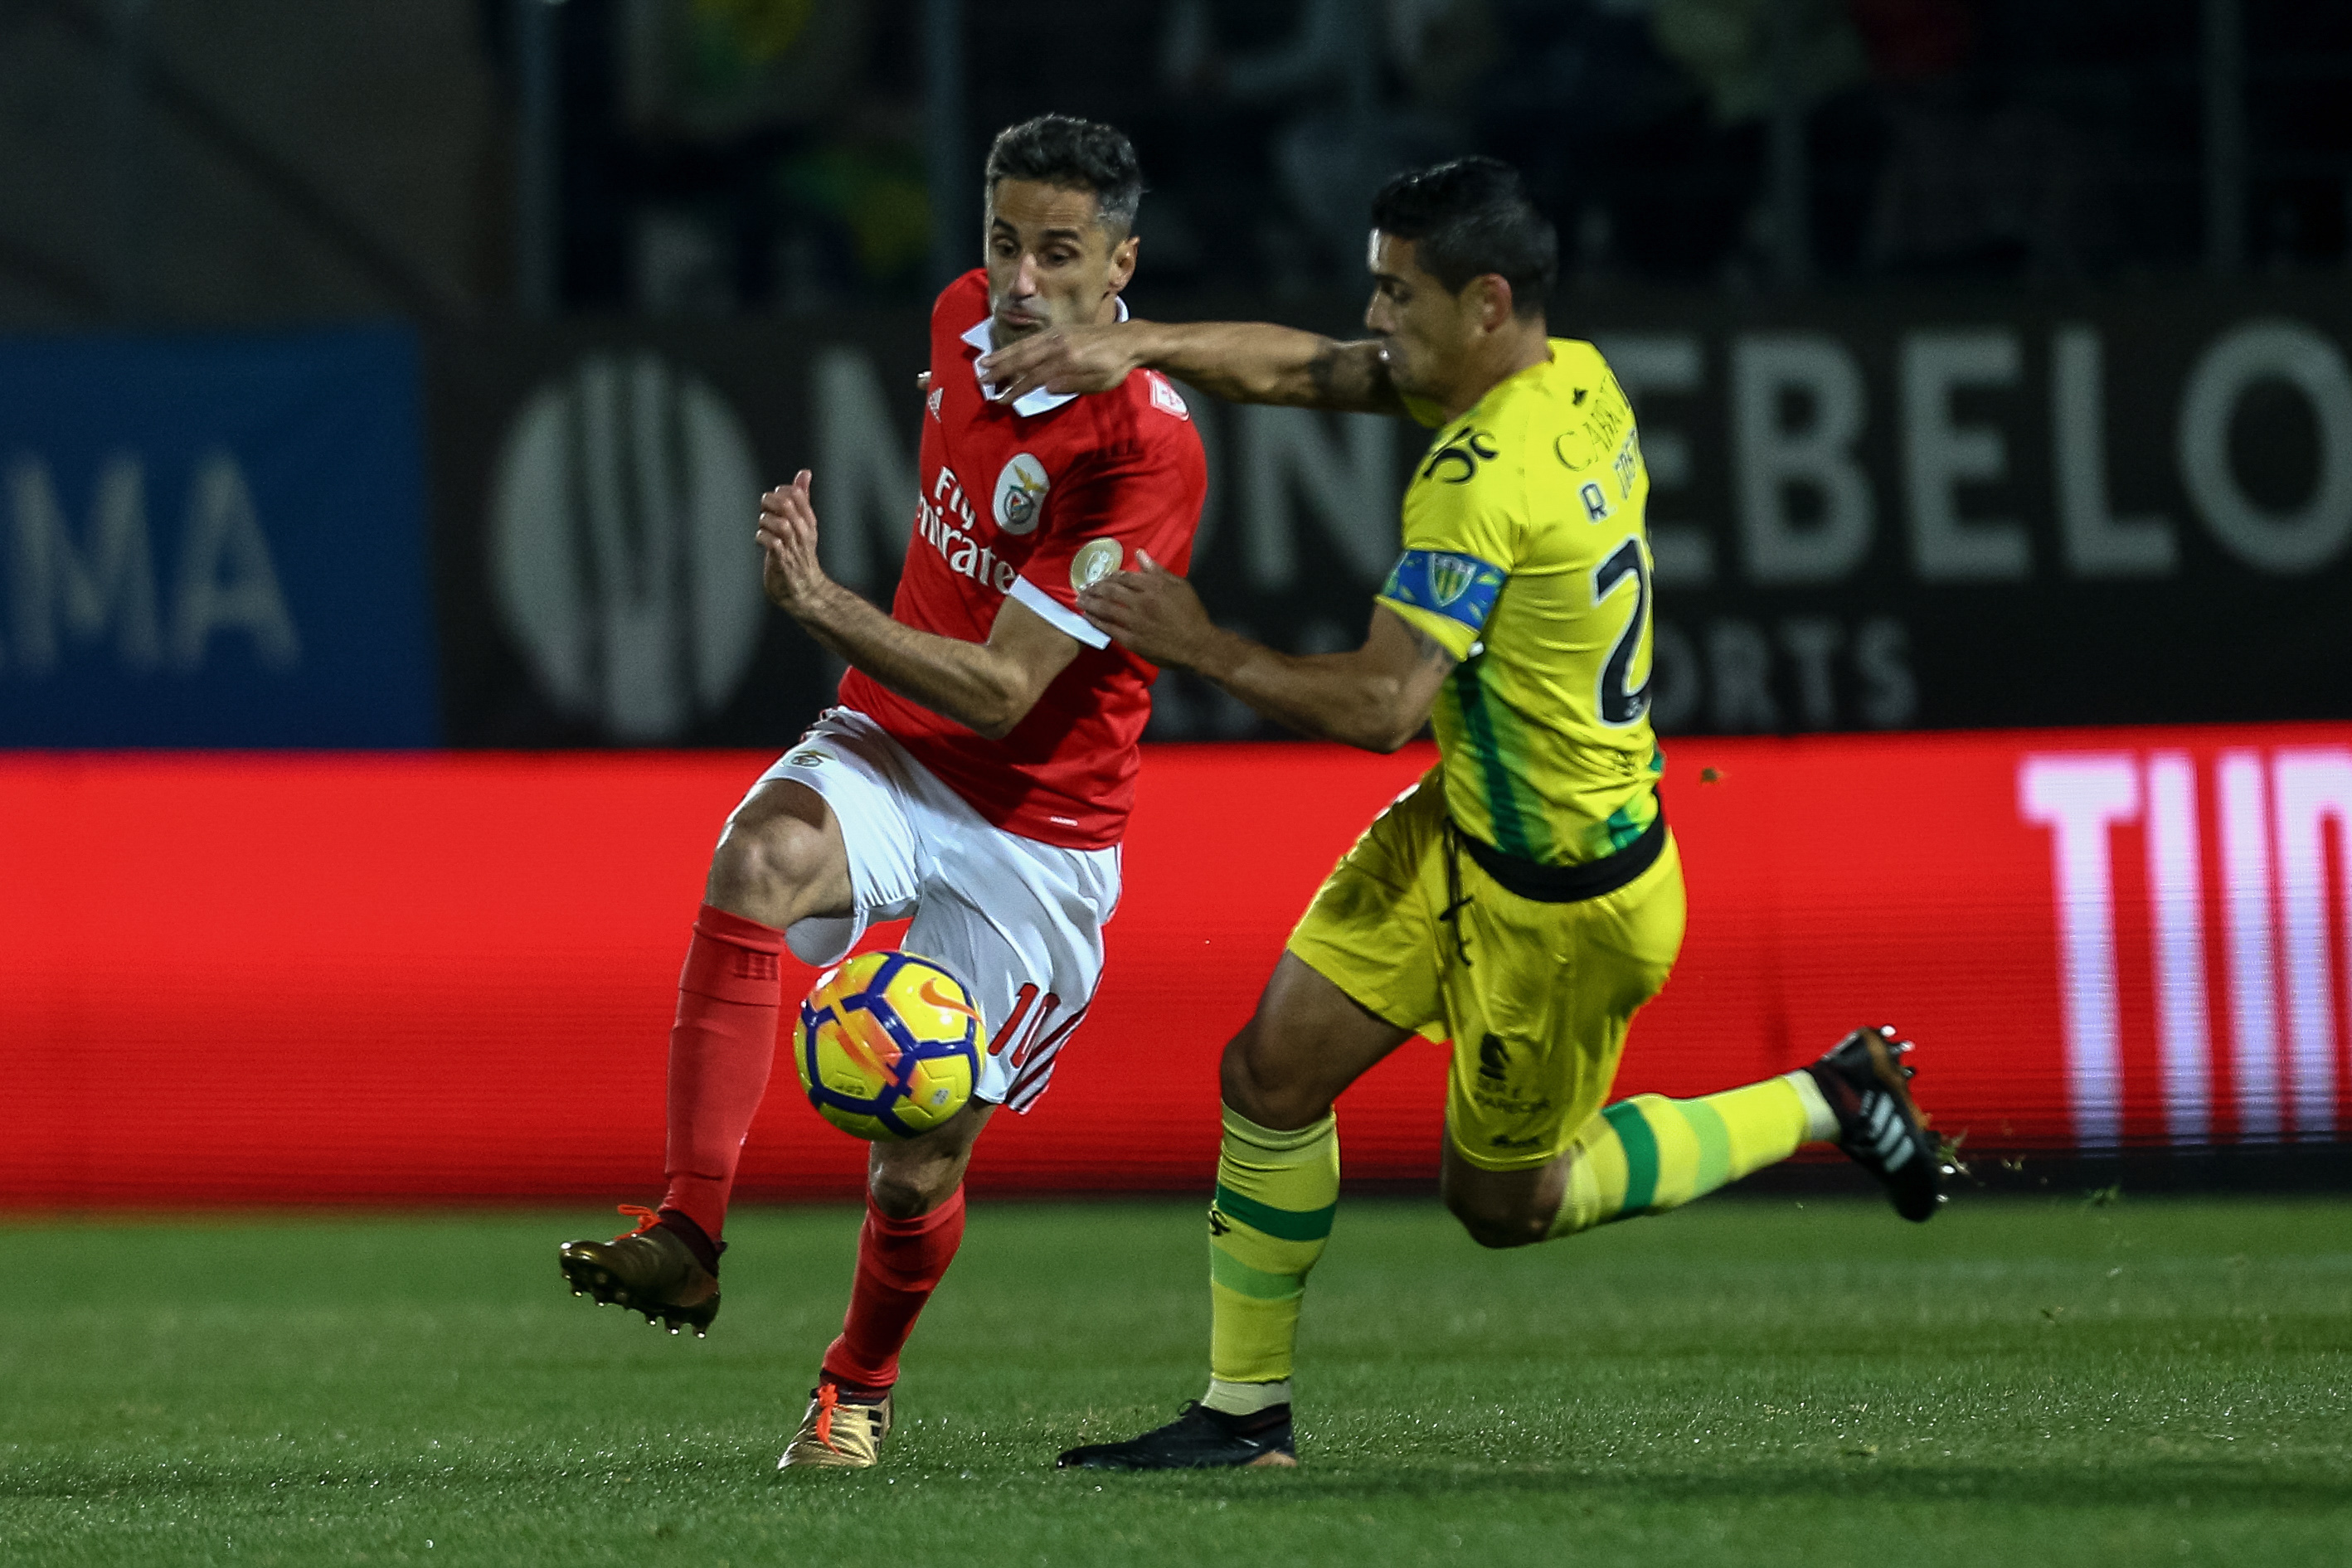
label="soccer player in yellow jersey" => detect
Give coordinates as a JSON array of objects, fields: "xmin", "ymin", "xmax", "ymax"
[{"xmin": 983, "ymin": 158, "xmax": 1947, "ymax": 1470}]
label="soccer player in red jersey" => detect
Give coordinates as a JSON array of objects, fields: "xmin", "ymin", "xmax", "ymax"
[{"xmin": 556, "ymin": 115, "xmax": 1207, "ymax": 1471}]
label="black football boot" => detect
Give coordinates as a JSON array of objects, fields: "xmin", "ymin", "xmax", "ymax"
[
  {"xmin": 1057, "ymin": 1402, "xmax": 1298, "ymax": 1470},
  {"xmin": 1805, "ymin": 1024, "xmax": 1946, "ymax": 1222}
]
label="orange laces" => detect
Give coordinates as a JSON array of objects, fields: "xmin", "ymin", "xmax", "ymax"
[
  {"xmin": 813, "ymin": 1382, "xmax": 842, "ymax": 1449},
  {"xmin": 615, "ymin": 1204, "xmax": 662, "ymax": 1237}
]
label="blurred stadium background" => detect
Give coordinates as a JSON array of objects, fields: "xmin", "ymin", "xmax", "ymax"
[
  {"xmin": 3, "ymin": 0, "xmax": 2350, "ymax": 1200},
  {"xmin": 5, "ymin": 7, "xmax": 2351, "ymax": 1565}
]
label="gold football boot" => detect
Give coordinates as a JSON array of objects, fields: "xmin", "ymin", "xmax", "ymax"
[
  {"xmin": 778, "ymin": 1382, "xmax": 895, "ymax": 1470},
  {"xmin": 558, "ymin": 1206, "xmax": 721, "ymax": 1336}
]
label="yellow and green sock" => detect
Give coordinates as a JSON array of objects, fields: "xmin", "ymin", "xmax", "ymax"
[
  {"xmin": 1194, "ymin": 1075, "xmax": 1829, "ymax": 1407},
  {"xmin": 1202, "ymin": 1105, "xmax": 1338, "ymax": 1415},
  {"xmin": 1550, "ymin": 1071, "xmax": 1834, "ymax": 1238}
]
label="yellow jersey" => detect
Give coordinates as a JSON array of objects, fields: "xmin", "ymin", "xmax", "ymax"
[{"xmin": 1376, "ymin": 340, "xmax": 1664, "ymax": 866}]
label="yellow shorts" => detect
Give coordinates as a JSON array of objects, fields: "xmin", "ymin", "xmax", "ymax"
[{"xmin": 1285, "ymin": 765, "xmax": 1687, "ymax": 1172}]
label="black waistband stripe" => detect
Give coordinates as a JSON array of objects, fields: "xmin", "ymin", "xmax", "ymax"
[{"xmin": 1451, "ymin": 807, "xmax": 1667, "ymax": 905}]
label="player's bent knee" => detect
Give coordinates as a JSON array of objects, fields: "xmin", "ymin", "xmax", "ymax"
[
  {"xmin": 713, "ymin": 812, "xmax": 817, "ymax": 887},
  {"xmin": 708, "ymin": 809, "xmax": 836, "ymax": 920},
  {"xmin": 867, "ymin": 1168, "xmax": 943, "ymax": 1220},
  {"xmin": 1453, "ymin": 1210, "xmax": 1548, "ymax": 1250},
  {"xmin": 865, "ymin": 1103, "xmax": 989, "ymax": 1218},
  {"xmin": 1442, "ymin": 1187, "xmax": 1549, "ymax": 1250},
  {"xmin": 1218, "ymin": 1029, "xmax": 1328, "ymax": 1132},
  {"xmin": 867, "ymin": 1148, "xmax": 968, "ymax": 1219}
]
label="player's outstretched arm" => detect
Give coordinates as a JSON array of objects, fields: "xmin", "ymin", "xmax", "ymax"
[
  {"xmin": 979, "ymin": 322, "xmax": 1406, "ymax": 416},
  {"xmin": 1078, "ymin": 557, "xmax": 1451, "ymax": 752},
  {"xmin": 759, "ymin": 473, "xmax": 1080, "ymax": 740}
]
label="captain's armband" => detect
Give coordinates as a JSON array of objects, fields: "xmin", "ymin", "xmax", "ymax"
[{"xmin": 1378, "ymin": 549, "xmax": 1506, "ymax": 635}]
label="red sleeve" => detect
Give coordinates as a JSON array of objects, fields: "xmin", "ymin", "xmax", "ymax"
[{"xmin": 1011, "ymin": 416, "xmax": 1205, "ymax": 648}]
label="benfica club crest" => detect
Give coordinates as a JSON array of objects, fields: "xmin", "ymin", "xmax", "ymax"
[{"xmin": 993, "ymin": 453, "xmax": 1050, "ymax": 536}]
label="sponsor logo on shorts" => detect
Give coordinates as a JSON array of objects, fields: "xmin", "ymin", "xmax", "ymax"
[
  {"xmin": 994, "ymin": 453, "xmax": 1050, "ymax": 536},
  {"xmin": 1070, "ymin": 537, "xmax": 1123, "ymax": 590},
  {"xmin": 785, "ymin": 751, "xmax": 825, "ymax": 768},
  {"xmin": 1476, "ymin": 1034, "xmax": 1512, "ymax": 1081},
  {"xmin": 1469, "ymin": 1089, "xmax": 1555, "ymax": 1118}
]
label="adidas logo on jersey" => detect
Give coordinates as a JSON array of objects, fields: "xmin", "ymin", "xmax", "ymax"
[{"xmin": 916, "ymin": 464, "xmax": 1019, "ymax": 595}]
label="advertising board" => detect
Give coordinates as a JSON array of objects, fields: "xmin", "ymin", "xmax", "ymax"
[
  {"xmin": 2, "ymin": 724, "xmax": 2343, "ymax": 1206},
  {"xmin": 0, "ymin": 325, "xmax": 437, "ymax": 745},
  {"xmin": 426, "ymin": 283, "xmax": 2352, "ymax": 746}
]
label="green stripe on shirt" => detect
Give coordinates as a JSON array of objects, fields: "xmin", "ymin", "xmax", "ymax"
[{"xmin": 1450, "ymin": 662, "xmax": 1543, "ymax": 860}]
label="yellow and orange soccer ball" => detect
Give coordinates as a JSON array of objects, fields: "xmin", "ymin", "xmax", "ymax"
[{"xmin": 792, "ymin": 951, "xmax": 983, "ymax": 1141}]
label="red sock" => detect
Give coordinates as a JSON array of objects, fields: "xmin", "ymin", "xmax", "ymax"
[
  {"xmin": 819, "ymin": 1188, "xmax": 968, "ymax": 1392},
  {"xmin": 658, "ymin": 904, "xmax": 789, "ymax": 1246}
]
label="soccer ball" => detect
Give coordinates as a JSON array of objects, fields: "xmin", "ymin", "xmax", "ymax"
[{"xmin": 793, "ymin": 950, "xmax": 983, "ymax": 1141}]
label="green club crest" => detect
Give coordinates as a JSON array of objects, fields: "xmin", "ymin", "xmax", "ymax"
[{"xmin": 1429, "ymin": 553, "xmax": 1480, "ymax": 608}]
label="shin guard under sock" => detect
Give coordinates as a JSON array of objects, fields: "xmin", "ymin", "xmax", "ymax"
[
  {"xmin": 820, "ymin": 1188, "xmax": 968, "ymax": 1391},
  {"xmin": 1207, "ymin": 1107, "xmax": 1339, "ymax": 1393},
  {"xmin": 1549, "ymin": 1077, "xmax": 1813, "ymax": 1238},
  {"xmin": 659, "ymin": 904, "xmax": 790, "ymax": 1246}
]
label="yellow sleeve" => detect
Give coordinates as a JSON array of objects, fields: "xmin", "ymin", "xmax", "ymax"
[{"xmin": 1373, "ymin": 425, "xmax": 1520, "ymax": 661}]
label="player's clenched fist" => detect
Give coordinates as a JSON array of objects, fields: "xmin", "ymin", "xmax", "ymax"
[
  {"xmin": 758, "ymin": 471, "xmax": 834, "ymax": 617},
  {"xmin": 1076, "ymin": 550, "xmax": 1212, "ymax": 669}
]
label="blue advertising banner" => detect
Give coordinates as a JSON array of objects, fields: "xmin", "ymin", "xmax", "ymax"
[{"xmin": 0, "ymin": 324, "xmax": 437, "ymax": 745}]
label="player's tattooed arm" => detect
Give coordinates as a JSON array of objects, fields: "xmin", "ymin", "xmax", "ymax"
[
  {"xmin": 1400, "ymin": 618, "xmax": 1455, "ymax": 671},
  {"xmin": 758, "ymin": 473, "xmax": 1079, "ymax": 740},
  {"xmin": 1303, "ymin": 337, "xmax": 1409, "ymax": 415},
  {"xmin": 980, "ymin": 322, "xmax": 1407, "ymax": 416},
  {"xmin": 1080, "ymin": 565, "xmax": 1449, "ymax": 753}
]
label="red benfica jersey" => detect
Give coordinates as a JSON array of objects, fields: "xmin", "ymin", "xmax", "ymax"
[{"xmin": 838, "ymin": 270, "xmax": 1206, "ymax": 849}]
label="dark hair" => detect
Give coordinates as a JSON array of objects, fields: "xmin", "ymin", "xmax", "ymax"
[
  {"xmin": 984, "ymin": 114, "xmax": 1144, "ymax": 234},
  {"xmin": 1369, "ymin": 157, "xmax": 1557, "ymax": 316}
]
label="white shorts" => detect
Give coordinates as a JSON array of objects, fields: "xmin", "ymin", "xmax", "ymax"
[{"xmin": 746, "ymin": 707, "xmax": 1120, "ymax": 1112}]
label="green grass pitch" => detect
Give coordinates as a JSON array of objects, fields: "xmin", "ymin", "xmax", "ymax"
[{"xmin": 2, "ymin": 1197, "xmax": 2346, "ymax": 1566}]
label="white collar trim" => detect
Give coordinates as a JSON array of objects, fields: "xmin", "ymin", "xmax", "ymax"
[{"xmin": 964, "ymin": 296, "xmax": 1130, "ymax": 418}]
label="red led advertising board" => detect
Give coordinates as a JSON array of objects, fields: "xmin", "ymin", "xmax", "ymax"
[{"xmin": 2, "ymin": 725, "xmax": 2345, "ymax": 1207}]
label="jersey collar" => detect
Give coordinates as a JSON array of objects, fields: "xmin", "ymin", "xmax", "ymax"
[{"xmin": 963, "ymin": 296, "xmax": 1130, "ymax": 418}]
